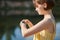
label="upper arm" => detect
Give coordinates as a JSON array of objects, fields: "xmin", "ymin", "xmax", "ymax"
[{"xmin": 24, "ymin": 19, "xmax": 52, "ymax": 37}]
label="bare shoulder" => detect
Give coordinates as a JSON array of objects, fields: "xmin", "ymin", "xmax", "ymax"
[
  {"xmin": 41, "ymin": 18, "xmax": 53, "ymax": 24},
  {"xmin": 45, "ymin": 18, "xmax": 56, "ymax": 33},
  {"xmin": 41, "ymin": 18, "xmax": 55, "ymax": 28},
  {"xmin": 44, "ymin": 18, "xmax": 55, "ymax": 24},
  {"xmin": 47, "ymin": 18, "xmax": 55, "ymax": 25}
]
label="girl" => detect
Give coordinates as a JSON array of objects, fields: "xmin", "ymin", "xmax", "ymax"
[{"xmin": 20, "ymin": 0, "xmax": 56, "ymax": 40}]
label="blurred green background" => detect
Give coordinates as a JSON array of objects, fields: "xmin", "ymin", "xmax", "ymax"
[{"xmin": 0, "ymin": 0, "xmax": 60, "ymax": 40}]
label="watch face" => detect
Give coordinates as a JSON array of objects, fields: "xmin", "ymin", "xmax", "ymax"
[
  {"xmin": 20, "ymin": 21, "xmax": 26, "ymax": 24},
  {"xmin": 22, "ymin": 21, "xmax": 25, "ymax": 23}
]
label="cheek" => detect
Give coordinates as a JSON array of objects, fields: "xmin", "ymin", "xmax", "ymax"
[
  {"xmin": 33, "ymin": 2, "xmax": 39, "ymax": 8},
  {"xmin": 38, "ymin": 5, "xmax": 43, "ymax": 9},
  {"xmin": 34, "ymin": 4, "xmax": 38, "ymax": 8},
  {"xmin": 35, "ymin": 7, "xmax": 41, "ymax": 11},
  {"xmin": 35, "ymin": 8, "xmax": 43, "ymax": 15},
  {"xmin": 35, "ymin": 8, "xmax": 39, "ymax": 12}
]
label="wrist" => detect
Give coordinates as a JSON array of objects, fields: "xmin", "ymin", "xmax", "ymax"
[{"xmin": 20, "ymin": 21, "xmax": 26, "ymax": 26}]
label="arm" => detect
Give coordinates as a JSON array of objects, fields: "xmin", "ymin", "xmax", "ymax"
[
  {"xmin": 20, "ymin": 19, "xmax": 52, "ymax": 37},
  {"xmin": 20, "ymin": 19, "xmax": 33, "ymax": 37}
]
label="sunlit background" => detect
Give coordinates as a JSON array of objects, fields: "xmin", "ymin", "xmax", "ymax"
[{"xmin": 0, "ymin": 0, "xmax": 60, "ymax": 40}]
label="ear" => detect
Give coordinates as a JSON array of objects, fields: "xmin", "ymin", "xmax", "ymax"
[{"xmin": 43, "ymin": 3, "xmax": 47, "ymax": 8}]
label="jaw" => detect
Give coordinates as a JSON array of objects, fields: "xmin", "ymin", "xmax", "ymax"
[{"xmin": 36, "ymin": 10, "xmax": 44, "ymax": 15}]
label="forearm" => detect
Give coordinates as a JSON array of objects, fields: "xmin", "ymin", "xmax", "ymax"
[
  {"xmin": 20, "ymin": 20, "xmax": 33, "ymax": 37},
  {"xmin": 20, "ymin": 21, "xmax": 27, "ymax": 37},
  {"xmin": 21, "ymin": 25, "xmax": 27, "ymax": 37}
]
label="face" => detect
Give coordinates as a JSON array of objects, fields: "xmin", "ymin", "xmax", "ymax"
[
  {"xmin": 35, "ymin": 5, "xmax": 43, "ymax": 15},
  {"xmin": 33, "ymin": 0, "xmax": 47, "ymax": 15}
]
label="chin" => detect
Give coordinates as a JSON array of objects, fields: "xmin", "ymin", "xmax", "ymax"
[
  {"xmin": 36, "ymin": 10, "xmax": 43, "ymax": 15},
  {"xmin": 38, "ymin": 12, "xmax": 43, "ymax": 15},
  {"xmin": 39, "ymin": 14, "xmax": 43, "ymax": 15}
]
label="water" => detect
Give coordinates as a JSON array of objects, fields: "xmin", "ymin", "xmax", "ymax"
[{"xmin": 0, "ymin": 16, "xmax": 60, "ymax": 40}]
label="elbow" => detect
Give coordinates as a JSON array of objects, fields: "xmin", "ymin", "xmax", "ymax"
[
  {"xmin": 22, "ymin": 34, "xmax": 26, "ymax": 38},
  {"xmin": 22, "ymin": 33, "xmax": 28, "ymax": 38}
]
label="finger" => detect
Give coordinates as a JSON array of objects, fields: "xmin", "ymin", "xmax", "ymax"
[{"xmin": 22, "ymin": 19, "xmax": 28, "ymax": 20}]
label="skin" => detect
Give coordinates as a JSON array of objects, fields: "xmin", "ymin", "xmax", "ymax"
[{"xmin": 20, "ymin": 0, "xmax": 56, "ymax": 38}]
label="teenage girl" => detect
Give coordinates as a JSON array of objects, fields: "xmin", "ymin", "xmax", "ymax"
[{"xmin": 20, "ymin": 0, "xmax": 56, "ymax": 40}]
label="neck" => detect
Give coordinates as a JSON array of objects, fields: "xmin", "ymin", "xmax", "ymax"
[{"xmin": 43, "ymin": 10, "xmax": 54, "ymax": 19}]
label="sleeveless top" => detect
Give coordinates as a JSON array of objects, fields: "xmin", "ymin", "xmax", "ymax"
[{"xmin": 33, "ymin": 20, "xmax": 56, "ymax": 40}]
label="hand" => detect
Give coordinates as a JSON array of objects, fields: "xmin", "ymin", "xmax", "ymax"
[
  {"xmin": 20, "ymin": 19, "xmax": 33, "ymax": 28},
  {"xmin": 21, "ymin": 19, "xmax": 31, "ymax": 24}
]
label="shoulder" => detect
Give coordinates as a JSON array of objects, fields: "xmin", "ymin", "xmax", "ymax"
[
  {"xmin": 43, "ymin": 18, "xmax": 54, "ymax": 23},
  {"xmin": 40, "ymin": 18, "xmax": 52, "ymax": 24},
  {"xmin": 36, "ymin": 18, "xmax": 52, "ymax": 28},
  {"xmin": 43, "ymin": 18, "xmax": 55, "ymax": 28},
  {"xmin": 39, "ymin": 18, "xmax": 54, "ymax": 27}
]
